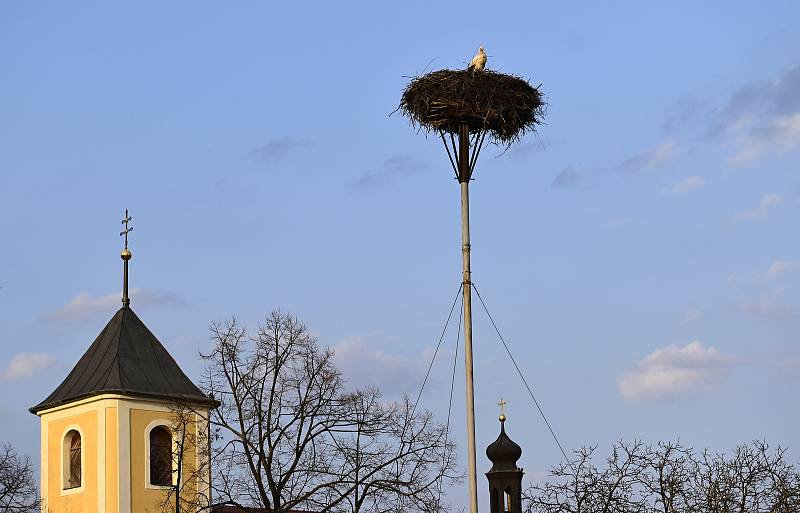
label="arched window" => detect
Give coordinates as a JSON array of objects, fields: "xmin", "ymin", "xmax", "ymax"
[
  {"xmin": 64, "ymin": 430, "xmax": 81, "ymax": 489},
  {"xmin": 504, "ymin": 488, "xmax": 513, "ymax": 513},
  {"xmin": 149, "ymin": 426, "xmax": 172, "ymax": 486}
]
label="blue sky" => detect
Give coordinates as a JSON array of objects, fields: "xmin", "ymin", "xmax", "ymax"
[{"xmin": 1, "ymin": 1, "xmax": 799, "ymax": 508}]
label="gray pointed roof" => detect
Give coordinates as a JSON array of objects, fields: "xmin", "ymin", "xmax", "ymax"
[{"xmin": 30, "ymin": 306, "xmax": 218, "ymax": 414}]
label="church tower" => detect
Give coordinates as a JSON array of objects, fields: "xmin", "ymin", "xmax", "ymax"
[
  {"xmin": 485, "ymin": 402, "xmax": 524, "ymax": 513},
  {"xmin": 29, "ymin": 211, "xmax": 218, "ymax": 513}
]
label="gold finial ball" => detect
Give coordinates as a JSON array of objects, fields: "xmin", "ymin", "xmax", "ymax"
[
  {"xmin": 499, "ymin": 413, "xmax": 506, "ymax": 422},
  {"xmin": 121, "ymin": 249, "xmax": 132, "ymax": 261}
]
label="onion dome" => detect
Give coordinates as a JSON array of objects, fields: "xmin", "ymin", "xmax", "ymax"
[{"xmin": 486, "ymin": 415, "xmax": 522, "ymax": 471}]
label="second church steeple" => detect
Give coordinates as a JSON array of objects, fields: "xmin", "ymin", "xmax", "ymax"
[{"xmin": 486, "ymin": 400, "xmax": 524, "ymax": 513}]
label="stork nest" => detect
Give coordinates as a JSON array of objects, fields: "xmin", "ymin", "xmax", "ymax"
[{"xmin": 399, "ymin": 69, "xmax": 545, "ymax": 145}]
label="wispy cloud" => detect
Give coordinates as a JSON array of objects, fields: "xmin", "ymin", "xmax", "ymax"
[
  {"xmin": 709, "ymin": 65, "xmax": 800, "ymax": 136},
  {"xmin": 671, "ymin": 176, "xmax": 706, "ymax": 193},
  {"xmin": 551, "ymin": 167, "xmax": 583, "ymax": 189},
  {"xmin": 48, "ymin": 288, "xmax": 185, "ymax": 321},
  {"xmin": 622, "ymin": 140, "xmax": 678, "ymax": 173},
  {"xmin": 767, "ymin": 260, "xmax": 800, "ymax": 278},
  {"xmin": 350, "ymin": 154, "xmax": 427, "ymax": 189},
  {"xmin": 214, "ymin": 176, "xmax": 256, "ymax": 197},
  {"xmin": 729, "ymin": 263, "xmax": 798, "ymax": 319},
  {"xmin": 663, "ymin": 96, "xmax": 713, "ymax": 136},
  {"xmin": 510, "ymin": 138, "xmax": 549, "ymax": 159},
  {"xmin": 332, "ymin": 337, "xmax": 429, "ymax": 396},
  {"xmin": 650, "ymin": 66, "xmax": 800, "ymax": 170},
  {"xmin": 740, "ymin": 292, "xmax": 796, "ymax": 320},
  {"xmin": 618, "ymin": 341, "xmax": 732, "ymax": 401},
  {"xmin": 683, "ymin": 309, "xmax": 703, "ymax": 322},
  {"xmin": 248, "ymin": 137, "xmax": 315, "ymax": 165},
  {"xmin": 733, "ymin": 193, "xmax": 782, "ymax": 222},
  {"xmin": 708, "ymin": 65, "xmax": 800, "ymax": 164},
  {"xmin": 2, "ymin": 353, "xmax": 56, "ymax": 381},
  {"xmin": 728, "ymin": 113, "xmax": 800, "ymax": 165}
]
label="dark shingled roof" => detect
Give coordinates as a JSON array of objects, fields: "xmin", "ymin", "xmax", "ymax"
[{"xmin": 30, "ymin": 306, "xmax": 218, "ymax": 414}]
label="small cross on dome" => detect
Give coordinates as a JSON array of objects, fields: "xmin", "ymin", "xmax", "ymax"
[{"xmin": 498, "ymin": 398, "xmax": 507, "ymax": 422}]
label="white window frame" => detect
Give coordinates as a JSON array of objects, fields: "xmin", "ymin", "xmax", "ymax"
[
  {"xmin": 60, "ymin": 425, "xmax": 85, "ymax": 496},
  {"xmin": 144, "ymin": 419, "xmax": 180, "ymax": 490}
]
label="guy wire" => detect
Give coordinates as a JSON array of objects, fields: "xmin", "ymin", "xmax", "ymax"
[{"xmin": 472, "ymin": 283, "xmax": 576, "ymax": 473}]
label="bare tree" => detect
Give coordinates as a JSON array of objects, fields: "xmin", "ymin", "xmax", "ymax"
[
  {"xmin": 0, "ymin": 442, "xmax": 40, "ymax": 513},
  {"xmin": 687, "ymin": 441, "xmax": 800, "ymax": 513},
  {"xmin": 523, "ymin": 445, "xmax": 601, "ymax": 513},
  {"xmin": 314, "ymin": 390, "xmax": 459, "ymax": 513},
  {"xmin": 156, "ymin": 403, "xmax": 213, "ymax": 513},
  {"xmin": 688, "ymin": 448, "xmax": 734, "ymax": 513},
  {"xmin": 640, "ymin": 441, "xmax": 692, "ymax": 513},
  {"xmin": 200, "ymin": 311, "xmax": 459, "ymax": 513},
  {"xmin": 754, "ymin": 441, "xmax": 800, "ymax": 513},
  {"xmin": 525, "ymin": 440, "xmax": 800, "ymax": 513},
  {"xmin": 525, "ymin": 441, "xmax": 647, "ymax": 513}
]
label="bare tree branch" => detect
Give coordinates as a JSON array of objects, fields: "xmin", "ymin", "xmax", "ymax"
[
  {"xmin": 0, "ymin": 442, "xmax": 40, "ymax": 513},
  {"xmin": 525, "ymin": 440, "xmax": 800, "ymax": 513},
  {"xmin": 200, "ymin": 311, "xmax": 460, "ymax": 513}
]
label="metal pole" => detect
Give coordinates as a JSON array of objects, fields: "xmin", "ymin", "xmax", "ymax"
[
  {"xmin": 458, "ymin": 122, "xmax": 479, "ymax": 513},
  {"xmin": 121, "ymin": 251, "xmax": 131, "ymax": 308},
  {"xmin": 123, "ymin": 259, "xmax": 130, "ymax": 307}
]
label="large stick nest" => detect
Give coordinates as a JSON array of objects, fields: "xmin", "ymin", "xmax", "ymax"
[{"xmin": 399, "ymin": 69, "xmax": 545, "ymax": 145}]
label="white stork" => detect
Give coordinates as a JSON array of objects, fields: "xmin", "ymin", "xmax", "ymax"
[{"xmin": 468, "ymin": 46, "xmax": 487, "ymax": 72}]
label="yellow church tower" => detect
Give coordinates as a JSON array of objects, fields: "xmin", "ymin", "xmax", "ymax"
[{"xmin": 29, "ymin": 211, "xmax": 219, "ymax": 513}]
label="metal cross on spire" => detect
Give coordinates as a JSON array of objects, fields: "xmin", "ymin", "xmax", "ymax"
[
  {"xmin": 120, "ymin": 209, "xmax": 133, "ymax": 308},
  {"xmin": 120, "ymin": 209, "xmax": 133, "ymax": 249},
  {"xmin": 498, "ymin": 398, "xmax": 507, "ymax": 422}
]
